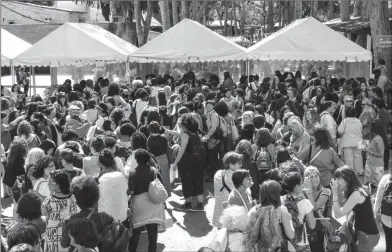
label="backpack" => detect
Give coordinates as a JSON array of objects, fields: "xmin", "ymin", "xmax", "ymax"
[
  {"xmin": 255, "ymin": 147, "xmax": 271, "ymax": 171},
  {"xmin": 381, "ymin": 175, "xmax": 392, "ymax": 217},
  {"xmin": 186, "ymin": 132, "xmax": 207, "ymax": 165},
  {"xmin": 284, "ymin": 195, "xmax": 309, "ymax": 252},
  {"xmin": 99, "ymin": 220, "xmax": 130, "ymax": 252},
  {"xmin": 211, "ymin": 113, "xmax": 228, "ymax": 140}
]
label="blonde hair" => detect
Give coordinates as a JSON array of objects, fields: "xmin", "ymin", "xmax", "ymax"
[
  {"xmin": 304, "ymin": 166, "xmax": 320, "ymax": 178},
  {"xmin": 25, "ymin": 148, "xmax": 45, "ymax": 171},
  {"xmin": 219, "ymin": 205, "xmax": 248, "ymax": 232}
]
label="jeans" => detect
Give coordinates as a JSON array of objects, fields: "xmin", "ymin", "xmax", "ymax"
[
  {"xmin": 384, "ymin": 224, "xmax": 392, "ymax": 252},
  {"xmin": 129, "ymin": 224, "xmax": 158, "ymax": 252}
]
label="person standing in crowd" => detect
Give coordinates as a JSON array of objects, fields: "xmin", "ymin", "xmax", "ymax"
[
  {"xmin": 297, "ymin": 128, "xmax": 343, "ymax": 188},
  {"xmin": 363, "ymin": 119, "xmax": 388, "ymax": 190},
  {"xmin": 212, "ymin": 152, "xmax": 242, "ymax": 227},
  {"xmin": 128, "ymin": 148, "xmax": 166, "ymax": 252},
  {"xmin": 227, "ymin": 169, "xmax": 253, "ymax": 211},
  {"xmin": 337, "ymin": 106, "xmax": 363, "ymax": 175},
  {"xmin": 374, "ymin": 173, "xmax": 392, "ymax": 252},
  {"xmin": 170, "ymin": 113, "xmax": 206, "ymax": 211},
  {"xmin": 331, "ymin": 167, "xmax": 380, "ymax": 251},
  {"xmin": 42, "ymin": 170, "xmax": 78, "ymax": 252}
]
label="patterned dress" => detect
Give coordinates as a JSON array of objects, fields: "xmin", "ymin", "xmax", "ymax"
[{"xmin": 42, "ymin": 194, "xmax": 78, "ymax": 252}]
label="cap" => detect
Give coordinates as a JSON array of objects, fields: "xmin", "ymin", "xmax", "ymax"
[{"xmin": 205, "ymin": 99, "xmax": 216, "ymax": 106}]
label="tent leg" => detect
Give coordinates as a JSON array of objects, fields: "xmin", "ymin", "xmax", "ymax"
[
  {"xmin": 11, "ymin": 65, "xmax": 15, "ymax": 84},
  {"xmin": 246, "ymin": 60, "xmax": 249, "ymax": 78},
  {"xmin": 32, "ymin": 67, "xmax": 36, "ymax": 95}
]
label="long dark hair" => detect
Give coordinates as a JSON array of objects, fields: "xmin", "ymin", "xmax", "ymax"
[
  {"xmin": 335, "ymin": 166, "xmax": 363, "ymax": 199},
  {"xmin": 314, "ymin": 128, "xmax": 332, "ymax": 149}
]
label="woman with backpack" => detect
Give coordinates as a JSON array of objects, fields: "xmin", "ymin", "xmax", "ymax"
[
  {"xmin": 281, "ymin": 172, "xmax": 316, "ymax": 252},
  {"xmin": 374, "ymin": 173, "xmax": 392, "ymax": 252},
  {"xmin": 252, "ymin": 128, "xmax": 276, "ymax": 187},
  {"xmin": 244, "ymin": 180, "xmax": 295, "ymax": 252},
  {"xmin": 61, "ymin": 176, "xmax": 114, "ymax": 252},
  {"xmin": 212, "ymin": 151, "xmax": 243, "ymax": 228},
  {"xmin": 331, "ymin": 167, "xmax": 380, "ymax": 252}
]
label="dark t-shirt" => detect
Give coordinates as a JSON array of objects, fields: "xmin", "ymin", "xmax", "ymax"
[
  {"xmin": 128, "ymin": 165, "xmax": 162, "ymax": 196},
  {"xmin": 147, "ymin": 134, "xmax": 168, "ymax": 157}
]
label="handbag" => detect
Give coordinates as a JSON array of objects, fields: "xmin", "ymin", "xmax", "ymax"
[
  {"xmin": 231, "ymin": 121, "xmax": 239, "ymax": 141},
  {"xmin": 148, "ymin": 171, "xmax": 168, "ymax": 204}
]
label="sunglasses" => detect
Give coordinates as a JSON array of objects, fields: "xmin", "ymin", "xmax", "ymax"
[{"xmin": 345, "ymin": 100, "xmax": 353, "ymax": 103}]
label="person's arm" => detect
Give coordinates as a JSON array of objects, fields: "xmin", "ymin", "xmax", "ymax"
[
  {"xmin": 331, "ymin": 148, "xmax": 344, "ymax": 169},
  {"xmin": 280, "ymin": 206, "xmax": 295, "ymax": 240},
  {"xmin": 305, "ymin": 210, "xmax": 316, "ymax": 229},
  {"xmin": 374, "ymin": 175, "xmax": 389, "ymax": 216},
  {"xmin": 331, "ymin": 185, "xmax": 363, "ymax": 219},
  {"xmin": 204, "ymin": 113, "xmax": 218, "ymax": 140},
  {"xmin": 304, "ymin": 186, "xmax": 330, "ymax": 211},
  {"xmin": 337, "ymin": 120, "xmax": 345, "ymax": 135},
  {"xmin": 296, "ymin": 145, "xmax": 310, "ymax": 161},
  {"xmin": 172, "ymin": 133, "xmax": 189, "ymax": 167}
]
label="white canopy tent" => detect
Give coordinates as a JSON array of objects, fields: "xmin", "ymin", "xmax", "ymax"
[
  {"xmin": 1, "ymin": 28, "xmax": 32, "ymax": 67},
  {"xmin": 247, "ymin": 17, "xmax": 372, "ymax": 62},
  {"xmin": 129, "ymin": 18, "xmax": 249, "ymax": 63},
  {"xmin": 14, "ymin": 23, "xmax": 138, "ymax": 67}
]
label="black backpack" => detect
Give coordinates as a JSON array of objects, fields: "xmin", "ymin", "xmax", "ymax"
[{"xmin": 381, "ymin": 175, "xmax": 392, "ymax": 217}]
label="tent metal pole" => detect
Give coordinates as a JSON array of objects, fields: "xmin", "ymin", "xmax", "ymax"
[{"xmin": 32, "ymin": 66, "xmax": 36, "ymax": 95}]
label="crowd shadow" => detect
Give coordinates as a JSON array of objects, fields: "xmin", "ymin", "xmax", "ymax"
[{"xmin": 181, "ymin": 211, "xmax": 213, "ymax": 238}]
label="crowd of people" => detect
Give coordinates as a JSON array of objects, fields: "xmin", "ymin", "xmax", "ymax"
[{"xmin": 0, "ymin": 60, "xmax": 391, "ymax": 252}]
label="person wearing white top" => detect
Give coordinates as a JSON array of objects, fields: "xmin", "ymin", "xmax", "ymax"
[
  {"xmin": 374, "ymin": 174, "xmax": 392, "ymax": 252},
  {"xmin": 132, "ymin": 90, "xmax": 149, "ymax": 127}
]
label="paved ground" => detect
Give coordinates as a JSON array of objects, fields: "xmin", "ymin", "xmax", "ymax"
[{"xmin": 1, "ymin": 180, "xmax": 387, "ymax": 251}]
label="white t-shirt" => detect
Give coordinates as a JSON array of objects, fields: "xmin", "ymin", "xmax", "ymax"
[{"xmin": 133, "ymin": 99, "xmax": 149, "ymax": 126}]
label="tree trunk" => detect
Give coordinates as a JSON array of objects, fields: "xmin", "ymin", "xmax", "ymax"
[
  {"xmin": 286, "ymin": 1, "xmax": 293, "ymax": 24},
  {"xmin": 278, "ymin": 1, "xmax": 282, "ymax": 28},
  {"xmin": 224, "ymin": 3, "xmax": 229, "ymax": 36},
  {"xmin": 100, "ymin": 1, "xmax": 110, "ymax": 21},
  {"xmin": 310, "ymin": 1, "xmax": 318, "ymax": 19},
  {"xmin": 369, "ymin": 0, "xmax": 392, "ymax": 80},
  {"xmin": 142, "ymin": 1, "xmax": 153, "ymax": 44},
  {"xmin": 134, "ymin": 1, "xmax": 144, "ymax": 47},
  {"xmin": 172, "ymin": 0, "xmax": 179, "ymax": 25},
  {"xmin": 192, "ymin": 0, "xmax": 197, "ymax": 20},
  {"xmin": 232, "ymin": 0, "xmax": 238, "ymax": 36},
  {"xmin": 327, "ymin": 1, "xmax": 335, "ymax": 20},
  {"xmin": 196, "ymin": 0, "xmax": 207, "ymax": 23},
  {"xmin": 181, "ymin": 0, "xmax": 188, "ymax": 19},
  {"xmin": 240, "ymin": 0, "xmax": 246, "ymax": 36},
  {"xmin": 294, "ymin": 0, "xmax": 302, "ymax": 20},
  {"xmin": 353, "ymin": 0, "xmax": 361, "ymax": 17},
  {"xmin": 340, "ymin": 0, "xmax": 350, "ymax": 21},
  {"xmin": 268, "ymin": 0, "xmax": 274, "ymax": 33},
  {"xmin": 355, "ymin": 33, "xmax": 367, "ymax": 49},
  {"xmin": 159, "ymin": 0, "xmax": 171, "ymax": 31}
]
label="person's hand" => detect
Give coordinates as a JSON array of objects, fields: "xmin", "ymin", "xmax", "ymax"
[
  {"xmin": 330, "ymin": 179, "xmax": 339, "ymax": 194},
  {"xmin": 202, "ymin": 136, "xmax": 209, "ymax": 142},
  {"xmin": 304, "ymin": 177, "xmax": 313, "ymax": 193},
  {"xmin": 171, "ymin": 164, "xmax": 177, "ymax": 171}
]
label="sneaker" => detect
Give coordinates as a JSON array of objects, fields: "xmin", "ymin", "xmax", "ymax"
[
  {"xmin": 190, "ymin": 203, "xmax": 205, "ymax": 212},
  {"xmin": 181, "ymin": 202, "xmax": 192, "ymax": 210}
]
